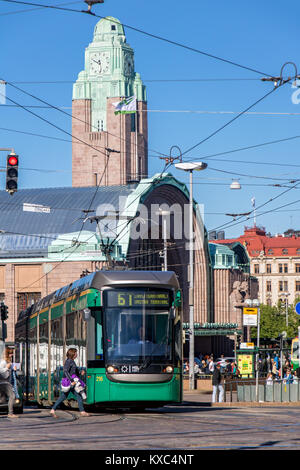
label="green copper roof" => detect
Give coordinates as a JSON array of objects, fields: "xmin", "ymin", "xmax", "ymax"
[{"xmin": 73, "ymin": 16, "xmax": 146, "ymax": 131}]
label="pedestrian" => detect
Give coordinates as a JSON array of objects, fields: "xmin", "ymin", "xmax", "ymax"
[
  {"xmin": 271, "ymin": 358, "xmax": 278, "ymax": 378},
  {"xmin": 266, "ymin": 372, "xmax": 273, "ymax": 386},
  {"xmin": 293, "ymin": 371, "xmax": 298, "ymax": 384},
  {"xmin": 211, "ymin": 363, "xmax": 224, "ymax": 403},
  {"xmin": 208, "ymin": 357, "xmax": 214, "ymax": 374},
  {"xmin": 200, "ymin": 360, "xmax": 207, "ymax": 374},
  {"xmin": 283, "ymin": 368, "xmax": 293, "ymax": 384},
  {"xmin": 0, "ymin": 347, "xmax": 19, "ymax": 418},
  {"xmin": 50, "ymin": 348, "xmax": 90, "ymax": 418},
  {"xmin": 232, "ymin": 362, "xmax": 240, "ymax": 378}
]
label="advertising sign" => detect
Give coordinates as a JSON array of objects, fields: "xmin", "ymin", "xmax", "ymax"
[{"xmin": 237, "ymin": 353, "xmax": 254, "ymax": 377}]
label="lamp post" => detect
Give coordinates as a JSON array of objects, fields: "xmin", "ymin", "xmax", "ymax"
[
  {"xmin": 156, "ymin": 209, "xmax": 171, "ymax": 271},
  {"xmin": 174, "ymin": 161, "xmax": 208, "ymax": 391},
  {"xmin": 282, "ymin": 292, "xmax": 290, "ymax": 327}
]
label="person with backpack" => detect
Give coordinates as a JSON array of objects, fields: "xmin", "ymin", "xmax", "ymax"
[
  {"xmin": 0, "ymin": 347, "xmax": 19, "ymax": 418},
  {"xmin": 50, "ymin": 348, "xmax": 90, "ymax": 418}
]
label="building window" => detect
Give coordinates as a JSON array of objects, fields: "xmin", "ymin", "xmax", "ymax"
[
  {"xmin": 282, "ymin": 248, "xmax": 288, "ymax": 255},
  {"xmin": 254, "ymin": 264, "xmax": 259, "ymax": 274},
  {"xmin": 279, "ymin": 263, "xmax": 288, "ymax": 273},
  {"xmin": 111, "ymin": 25, "xmax": 116, "ymax": 31},
  {"xmin": 296, "ymin": 281, "xmax": 300, "ymax": 292},
  {"xmin": 296, "ymin": 264, "xmax": 300, "ymax": 273},
  {"xmin": 17, "ymin": 292, "xmax": 41, "ymax": 314},
  {"xmin": 268, "ymin": 249, "xmax": 274, "ymax": 255},
  {"xmin": 266, "ymin": 281, "xmax": 272, "ymax": 292},
  {"xmin": 266, "ymin": 264, "xmax": 272, "ymax": 273},
  {"xmin": 297, "ymin": 248, "xmax": 300, "ymax": 255},
  {"xmin": 279, "ymin": 281, "xmax": 288, "ymax": 292}
]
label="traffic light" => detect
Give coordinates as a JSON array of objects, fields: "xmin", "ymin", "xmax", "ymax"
[
  {"xmin": 6, "ymin": 153, "xmax": 18, "ymax": 195},
  {"xmin": 0, "ymin": 303, "xmax": 8, "ymax": 321}
]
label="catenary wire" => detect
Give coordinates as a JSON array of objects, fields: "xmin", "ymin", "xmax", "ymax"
[
  {"xmin": 4, "ymin": 80, "xmax": 166, "ymax": 159},
  {"xmin": 180, "ymin": 84, "xmax": 286, "ymax": 158},
  {"xmin": 1, "ymin": 0, "xmax": 273, "ymax": 77}
]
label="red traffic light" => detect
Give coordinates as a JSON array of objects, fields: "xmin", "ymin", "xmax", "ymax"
[{"xmin": 8, "ymin": 155, "xmax": 18, "ymax": 166}]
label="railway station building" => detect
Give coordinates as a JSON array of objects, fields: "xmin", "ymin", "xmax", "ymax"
[{"xmin": 0, "ymin": 16, "xmax": 256, "ymax": 355}]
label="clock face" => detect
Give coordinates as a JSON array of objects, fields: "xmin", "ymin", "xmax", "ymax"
[
  {"xmin": 124, "ymin": 55, "xmax": 134, "ymax": 76},
  {"xmin": 90, "ymin": 51, "xmax": 110, "ymax": 75}
]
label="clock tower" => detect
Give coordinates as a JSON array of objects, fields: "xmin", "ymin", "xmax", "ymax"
[{"xmin": 72, "ymin": 17, "xmax": 148, "ymax": 187}]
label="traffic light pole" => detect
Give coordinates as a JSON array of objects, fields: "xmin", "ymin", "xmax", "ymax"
[{"xmin": 0, "ymin": 148, "xmax": 18, "ymax": 195}]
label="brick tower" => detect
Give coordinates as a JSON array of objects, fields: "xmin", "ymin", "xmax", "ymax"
[{"xmin": 72, "ymin": 17, "xmax": 148, "ymax": 187}]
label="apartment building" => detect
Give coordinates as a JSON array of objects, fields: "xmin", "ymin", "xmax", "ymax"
[{"xmin": 211, "ymin": 226, "xmax": 300, "ymax": 306}]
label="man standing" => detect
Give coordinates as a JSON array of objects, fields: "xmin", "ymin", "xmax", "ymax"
[{"xmin": 212, "ymin": 363, "xmax": 224, "ymax": 403}]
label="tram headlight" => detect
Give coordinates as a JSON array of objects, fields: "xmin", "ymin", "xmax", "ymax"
[
  {"xmin": 106, "ymin": 366, "xmax": 115, "ymax": 374},
  {"xmin": 165, "ymin": 366, "xmax": 173, "ymax": 374}
]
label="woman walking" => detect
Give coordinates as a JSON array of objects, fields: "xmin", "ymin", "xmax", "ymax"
[
  {"xmin": 50, "ymin": 348, "xmax": 90, "ymax": 418},
  {"xmin": 0, "ymin": 347, "xmax": 19, "ymax": 418}
]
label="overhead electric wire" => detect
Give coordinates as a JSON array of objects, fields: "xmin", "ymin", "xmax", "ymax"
[
  {"xmin": 0, "ymin": 91, "xmax": 108, "ymax": 159},
  {"xmin": 209, "ymin": 179, "xmax": 300, "ymax": 233},
  {"xmin": 1, "ymin": 0, "xmax": 273, "ymax": 77},
  {"xmin": 208, "ymin": 195, "xmax": 300, "ymax": 234},
  {"xmin": 180, "ymin": 84, "xmax": 285, "ymax": 158},
  {"xmin": 17, "ymin": 144, "xmax": 113, "ymax": 292},
  {"xmin": 0, "ymin": 0, "xmax": 81, "ymax": 15},
  {"xmin": 5, "ymin": 80, "xmax": 166, "ymax": 159},
  {"xmin": 8, "ymin": 78, "xmax": 262, "ymax": 83},
  {"xmin": 206, "ymin": 166, "xmax": 299, "ymax": 182}
]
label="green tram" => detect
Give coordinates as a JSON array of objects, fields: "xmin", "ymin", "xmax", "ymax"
[{"xmin": 15, "ymin": 270, "xmax": 183, "ymax": 409}]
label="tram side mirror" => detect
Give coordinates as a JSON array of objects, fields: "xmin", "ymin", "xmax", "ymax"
[
  {"xmin": 83, "ymin": 308, "xmax": 91, "ymax": 321},
  {"xmin": 170, "ymin": 307, "xmax": 175, "ymax": 320},
  {"xmin": 174, "ymin": 290, "xmax": 182, "ymax": 308}
]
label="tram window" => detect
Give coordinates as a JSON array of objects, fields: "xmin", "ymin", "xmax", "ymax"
[
  {"xmin": 39, "ymin": 321, "xmax": 48, "ymax": 373},
  {"xmin": 51, "ymin": 318, "xmax": 63, "ymax": 374},
  {"xmin": 66, "ymin": 313, "xmax": 75, "ymax": 346},
  {"xmin": 105, "ymin": 309, "xmax": 172, "ymax": 361}
]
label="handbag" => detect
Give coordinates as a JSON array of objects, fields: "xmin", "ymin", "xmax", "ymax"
[{"xmin": 61, "ymin": 377, "xmax": 71, "ymax": 392}]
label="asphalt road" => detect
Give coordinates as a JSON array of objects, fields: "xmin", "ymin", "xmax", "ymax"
[{"xmin": 1, "ymin": 393, "xmax": 300, "ymax": 452}]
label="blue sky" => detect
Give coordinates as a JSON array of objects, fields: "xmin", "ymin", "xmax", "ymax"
[{"xmin": 1, "ymin": 0, "xmax": 300, "ymax": 238}]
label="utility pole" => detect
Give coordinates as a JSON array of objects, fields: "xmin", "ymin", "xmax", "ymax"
[
  {"xmin": 157, "ymin": 209, "xmax": 170, "ymax": 271},
  {"xmin": 174, "ymin": 161, "xmax": 208, "ymax": 391}
]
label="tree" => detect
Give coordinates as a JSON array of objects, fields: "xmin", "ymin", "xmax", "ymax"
[{"xmin": 251, "ymin": 298, "xmax": 300, "ymax": 340}]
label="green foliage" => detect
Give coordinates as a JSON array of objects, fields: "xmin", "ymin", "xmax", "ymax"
[{"xmin": 251, "ymin": 298, "xmax": 300, "ymax": 339}]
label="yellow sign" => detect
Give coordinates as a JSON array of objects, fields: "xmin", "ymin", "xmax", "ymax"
[
  {"xmin": 243, "ymin": 307, "xmax": 258, "ymax": 326},
  {"xmin": 243, "ymin": 307, "xmax": 258, "ymax": 314},
  {"xmin": 237, "ymin": 354, "xmax": 253, "ymax": 376}
]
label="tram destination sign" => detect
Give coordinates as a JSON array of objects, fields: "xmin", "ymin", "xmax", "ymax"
[{"xmin": 105, "ymin": 290, "xmax": 171, "ymax": 308}]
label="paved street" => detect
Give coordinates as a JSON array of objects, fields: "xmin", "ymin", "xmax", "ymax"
[{"xmin": 2, "ymin": 392, "xmax": 300, "ymax": 451}]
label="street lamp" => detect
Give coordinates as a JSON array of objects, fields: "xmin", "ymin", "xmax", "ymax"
[
  {"xmin": 230, "ymin": 179, "xmax": 241, "ymax": 190},
  {"xmin": 281, "ymin": 292, "xmax": 290, "ymax": 327},
  {"xmin": 174, "ymin": 161, "xmax": 208, "ymax": 391}
]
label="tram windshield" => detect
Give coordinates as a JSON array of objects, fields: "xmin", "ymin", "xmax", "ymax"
[{"xmin": 103, "ymin": 289, "xmax": 173, "ymax": 364}]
